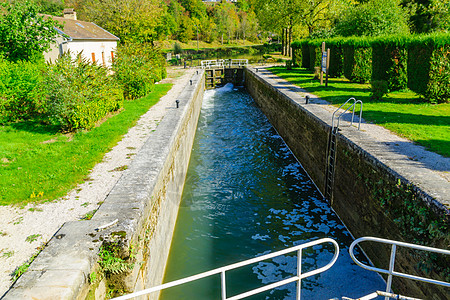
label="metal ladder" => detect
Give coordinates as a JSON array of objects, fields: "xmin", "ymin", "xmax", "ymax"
[{"xmin": 325, "ymin": 98, "xmax": 363, "ymax": 203}]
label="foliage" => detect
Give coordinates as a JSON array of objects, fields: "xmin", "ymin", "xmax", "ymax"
[
  {"xmin": 0, "ymin": 83, "xmax": 172, "ymax": 205},
  {"xmin": 0, "ymin": 57, "xmax": 46, "ymax": 124},
  {"xmin": 370, "ymin": 80, "xmax": 389, "ymax": 100},
  {"xmin": 335, "ymin": 0, "xmax": 410, "ymax": 37},
  {"xmin": 343, "ymin": 45, "xmax": 372, "ymax": 83},
  {"xmin": 80, "ymin": 0, "xmax": 165, "ymax": 43},
  {"xmin": 173, "ymin": 42, "xmax": 183, "ymax": 55},
  {"xmin": 98, "ymin": 242, "xmax": 134, "ymax": 275},
  {"xmin": 372, "ymin": 36, "xmax": 408, "ymax": 91},
  {"xmin": 113, "ymin": 43, "xmax": 166, "ymax": 100},
  {"xmin": 407, "ymin": 34, "xmax": 450, "ymax": 103},
  {"xmin": 43, "ymin": 53, "xmax": 124, "ymax": 131},
  {"xmin": 36, "ymin": 0, "xmax": 65, "ymax": 16},
  {"xmin": 0, "ymin": 0, "xmax": 60, "ymax": 62},
  {"xmin": 401, "ymin": 0, "xmax": 450, "ymax": 33}
]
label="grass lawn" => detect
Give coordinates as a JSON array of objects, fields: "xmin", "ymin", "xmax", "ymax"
[
  {"xmin": 157, "ymin": 39, "xmax": 260, "ymax": 51},
  {"xmin": 0, "ymin": 83, "xmax": 172, "ymax": 206},
  {"xmin": 268, "ymin": 67, "xmax": 450, "ymax": 158}
]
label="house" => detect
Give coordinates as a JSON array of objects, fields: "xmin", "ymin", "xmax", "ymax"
[{"xmin": 44, "ymin": 9, "xmax": 119, "ymax": 67}]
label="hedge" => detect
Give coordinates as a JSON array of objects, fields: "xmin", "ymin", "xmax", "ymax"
[
  {"xmin": 407, "ymin": 34, "xmax": 450, "ymax": 104},
  {"xmin": 372, "ymin": 36, "xmax": 408, "ymax": 91},
  {"xmin": 291, "ymin": 34, "xmax": 450, "ymax": 103}
]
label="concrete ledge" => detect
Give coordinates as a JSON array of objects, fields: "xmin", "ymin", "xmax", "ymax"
[{"xmin": 3, "ymin": 70, "xmax": 205, "ymax": 300}]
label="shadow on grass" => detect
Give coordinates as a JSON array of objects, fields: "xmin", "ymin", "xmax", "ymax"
[
  {"xmin": 10, "ymin": 121, "xmax": 60, "ymax": 136},
  {"xmin": 364, "ymin": 111, "xmax": 450, "ymax": 126}
]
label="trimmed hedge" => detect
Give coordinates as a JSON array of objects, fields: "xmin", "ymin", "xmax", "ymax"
[
  {"xmin": 326, "ymin": 38, "xmax": 345, "ymax": 78},
  {"xmin": 372, "ymin": 36, "xmax": 408, "ymax": 91},
  {"xmin": 407, "ymin": 34, "xmax": 450, "ymax": 104}
]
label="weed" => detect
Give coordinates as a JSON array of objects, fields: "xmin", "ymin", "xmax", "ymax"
[
  {"xmin": 0, "ymin": 231, "xmax": 7, "ymax": 236},
  {"xmin": 1, "ymin": 250, "xmax": 13, "ymax": 258},
  {"xmin": 81, "ymin": 210, "xmax": 97, "ymax": 220},
  {"xmin": 11, "ymin": 249, "xmax": 41, "ymax": 281},
  {"xmin": 81, "ymin": 202, "xmax": 89, "ymax": 207},
  {"xmin": 25, "ymin": 234, "xmax": 41, "ymax": 243},
  {"xmin": 13, "ymin": 217, "xmax": 23, "ymax": 225},
  {"xmin": 28, "ymin": 207, "xmax": 43, "ymax": 212},
  {"xmin": 109, "ymin": 165, "xmax": 128, "ymax": 172},
  {"xmin": 98, "ymin": 242, "xmax": 134, "ymax": 275}
]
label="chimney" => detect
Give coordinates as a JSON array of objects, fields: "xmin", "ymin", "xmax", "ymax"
[{"xmin": 63, "ymin": 8, "xmax": 77, "ymax": 20}]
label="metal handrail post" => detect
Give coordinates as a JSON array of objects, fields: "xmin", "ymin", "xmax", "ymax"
[
  {"xmin": 386, "ymin": 244, "xmax": 397, "ymax": 300},
  {"xmin": 296, "ymin": 248, "xmax": 302, "ymax": 300},
  {"xmin": 221, "ymin": 271, "xmax": 227, "ymax": 300}
]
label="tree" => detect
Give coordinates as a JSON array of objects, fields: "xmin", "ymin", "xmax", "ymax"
[
  {"xmin": 81, "ymin": 0, "xmax": 165, "ymax": 43},
  {"xmin": 335, "ymin": 0, "xmax": 410, "ymax": 37},
  {"xmin": 401, "ymin": 0, "xmax": 450, "ymax": 33},
  {"xmin": 36, "ymin": 0, "xmax": 65, "ymax": 16},
  {"xmin": 0, "ymin": 0, "xmax": 60, "ymax": 61}
]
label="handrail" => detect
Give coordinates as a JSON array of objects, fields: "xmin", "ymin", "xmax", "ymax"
[
  {"xmin": 112, "ymin": 238, "xmax": 339, "ymax": 300},
  {"xmin": 201, "ymin": 59, "xmax": 248, "ymax": 69},
  {"xmin": 349, "ymin": 237, "xmax": 450, "ymax": 300},
  {"xmin": 331, "ymin": 97, "xmax": 363, "ymax": 132}
]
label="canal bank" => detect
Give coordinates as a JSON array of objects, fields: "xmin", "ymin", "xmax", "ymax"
[
  {"xmin": 3, "ymin": 65, "xmax": 448, "ymax": 299},
  {"xmin": 2, "ymin": 69, "xmax": 205, "ymax": 299},
  {"xmin": 244, "ymin": 67, "xmax": 449, "ymax": 299}
]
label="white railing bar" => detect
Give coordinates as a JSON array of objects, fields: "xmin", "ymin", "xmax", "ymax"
[
  {"xmin": 349, "ymin": 237, "xmax": 450, "ymax": 290},
  {"xmin": 386, "ymin": 243, "xmax": 396, "ymax": 297},
  {"xmin": 227, "ymin": 276, "xmax": 300, "ymax": 300},
  {"xmin": 112, "ymin": 238, "xmax": 339, "ymax": 300},
  {"xmin": 221, "ymin": 271, "xmax": 227, "ymax": 300},
  {"xmin": 297, "ymin": 248, "xmax": 302, "ymax": 300}
]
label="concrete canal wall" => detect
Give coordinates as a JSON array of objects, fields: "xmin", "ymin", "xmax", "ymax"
[
  {"xmin": 244, "ymin": 67, "xmax": 449, "ymax": 299},
  {"xmin": 3, "ymin": 70, "xmax": 205, "ymax": 300}
]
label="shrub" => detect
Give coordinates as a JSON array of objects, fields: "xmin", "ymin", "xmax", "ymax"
[
  {"xmin": 301, "ymin": 43, "xmax": 310, "ymax": 69},
  {"xmin": 113, "ymin": 43, "xmax": 167, "ymax": 100},
  {"xmin": 0, "ymin": 57, "xmax": 46, "ymax": 124},
  {"xmin": 343, "ymin": 38, "xmax": 373, "ymax": 83},
  {"xmin": 309, "ymin": 42, "xmax": 322, "ymax": 72},
  {"xmin": 407, "ymin": 34, "xmax": 450, "ymax": 104},
  {"xmin": 371, "ymin": 80, "xmax": 389, "ymax": 100},
  {"xmin": 372, "ymin": 36, "xmax": 408, "ymax": 92},
  {"xmin": 44, "ymin": 53, "xmax": 124, "ymax": 131}
]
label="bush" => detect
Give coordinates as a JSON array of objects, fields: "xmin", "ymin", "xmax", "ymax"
[
  {"xmin": 309, "ymin": 42, "xmax": 322, "ymax": 72},
  {"xmin": 371, "ymin": 80, "xmax": 389, "ymax": 100},
  {"xmin": 44, "ymin": 53, "xmax": 124, "ymax": 131},
  {"xmin": 343, "ymin": 38, "xmax": 373, "ymax": 83},
  {"xmin": 407, "ymin": 34, "xmax": 450, "ymax": 104},
  {"xmin": 113, "ymin": 43, "xmax": 167, "ymax": 100},
  {"xmin": 301, "ymin": 43, "xmax": 310, "ymax": 69},
  {"xmin": 0, "ymin": 57, "xmax": 46, "ymax": 124},
  {"xmin": 372, "ymin": 36, "xmax": 408, "ymax": 92}
]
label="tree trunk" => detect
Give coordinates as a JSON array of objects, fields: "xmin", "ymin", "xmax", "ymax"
[
  {"xmin": 281, "ymin": 28, "xmax": 285, "ymax": 56},
  {"xmin": 289, "ymin": 26, "xmax": 292, "ymax": 57}
]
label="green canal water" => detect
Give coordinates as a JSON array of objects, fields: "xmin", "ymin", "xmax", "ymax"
[{"xmin": 160, "ymin": 84, "xmax": 385, "ymax": 299}]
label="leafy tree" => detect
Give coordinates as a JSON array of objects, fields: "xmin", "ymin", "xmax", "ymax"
[
  {"xmin": 81, "ymin": 0, "xmax": 164, "ymax": 43},
  {"xmin": 0, "ymin": 0, "xmax": 60, "ymax": 61},
  {"xmin": 335, "ymin": 0, "xmax": 410, "ymax": 37},
  {"xmin": 36, "ymin": 0, "xmax": 65, "ymax": 16},
  {"xmin": 401, "ymin": 0, "xmax": 450, "ymax": 33}
]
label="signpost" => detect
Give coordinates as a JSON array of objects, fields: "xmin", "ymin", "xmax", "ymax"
[{"xmin": 320, "ymin": 42, "xmax": 331, "ymax": 87}]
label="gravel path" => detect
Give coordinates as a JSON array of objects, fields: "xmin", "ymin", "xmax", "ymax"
[{"xmin": 0, "ymin": 67, "xmax": 193, "ymax": 296}]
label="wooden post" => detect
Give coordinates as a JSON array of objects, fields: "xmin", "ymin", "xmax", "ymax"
[
  {"xmin": 325, "ymin": 48, "xmax": 330, "ymax": 87},
  {"xmin": 320, "ymin": 42, "xmax": 325, "ymax": 85}
]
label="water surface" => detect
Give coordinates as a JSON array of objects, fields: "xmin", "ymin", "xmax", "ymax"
[{"xmin": 161, "ymin": 84, "xmax": 384, "ymax": 299}]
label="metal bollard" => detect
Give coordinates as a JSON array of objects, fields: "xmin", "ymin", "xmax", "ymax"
[
  {"xmin": 190, "ymin": 80, "xmax": 192, "ymax": 85},
  {"xmin": 176, "ymin": 100, "xmax": 179, "ymax": 108},
  {"xmin": 305, "ymin": 95, "xmax": 310, "ymax": 104}
]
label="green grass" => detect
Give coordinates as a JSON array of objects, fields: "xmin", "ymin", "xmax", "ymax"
[
  {"xmin": 0, "ymin": 84, "xmax": 172, "ymax": 206},
  {"xmin": 268, "ymin": 67, "xmax": 450, "ymax": 157}
]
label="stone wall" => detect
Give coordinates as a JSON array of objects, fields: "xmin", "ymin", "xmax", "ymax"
[{"xmin": 244, "ymin": 67, "xmax": 449, "ymax": 299}]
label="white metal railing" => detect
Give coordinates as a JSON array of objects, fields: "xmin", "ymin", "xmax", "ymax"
[
  {"xmin": 201, "ymin": 59, "xmax": 248, "ymax": 69},
  {"xmin": 331, "ymin": 97, "xmax": 363, "ymax": 132},
  {"xmin": 201, "ymin": 59, "xmax": 225, "ymax": 69},
  {"xmin": 112, "ymin": 238, "xmax": 339, "ymax": 300},
  {"xmin": 349, "ymin": 237, "xmax": 450, "ymax": 300}
]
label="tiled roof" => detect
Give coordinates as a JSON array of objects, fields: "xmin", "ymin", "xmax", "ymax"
[{"xmin": 44, "ymin": 15, "xmax": 119, "ymax": 41}]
